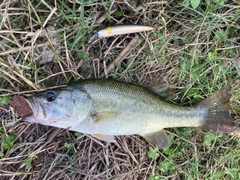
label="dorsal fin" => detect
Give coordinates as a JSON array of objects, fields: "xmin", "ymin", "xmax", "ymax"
[{"xmin": 146, "ymin": 83, "xmax": 175, "ymax": 100}]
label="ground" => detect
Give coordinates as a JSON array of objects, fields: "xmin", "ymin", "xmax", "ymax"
[{"xmin": 0, "ymin": 0, "xmax": 240, "ymax": 179}]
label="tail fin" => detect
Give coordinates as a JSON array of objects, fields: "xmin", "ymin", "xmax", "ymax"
[{"xmin": 196, "ymin": 89, "xmax": 240, "ymax": 135}]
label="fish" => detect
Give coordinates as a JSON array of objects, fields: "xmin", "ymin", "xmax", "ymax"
[
  {"xmin": 23, "ymin": 79, "xmax": 239, "ymax": 149},
  {"xmin": 89, "ymin": 25, "xmax": 154, "ymax": 43}
]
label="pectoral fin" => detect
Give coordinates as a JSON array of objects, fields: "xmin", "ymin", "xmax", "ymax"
[
  {"xmin": 93, "ymin": 111, "xmax": 117, "ymax": 124},
  {"xmin": 91, "ymin": 134, "xmax": 116, "ymax": 142},
  {"xmin": 141, "ymin": 130, "xmax": 170, "ymax": 149}
]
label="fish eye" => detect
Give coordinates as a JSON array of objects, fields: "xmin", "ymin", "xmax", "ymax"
[{"xmin": 45, "ymin": 91, "xmax": 57, "ymax": 102}]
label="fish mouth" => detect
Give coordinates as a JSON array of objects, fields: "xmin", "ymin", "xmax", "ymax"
[{"xmin": 26, "ymin": 97, "xmax": 47, "ymax": 120}]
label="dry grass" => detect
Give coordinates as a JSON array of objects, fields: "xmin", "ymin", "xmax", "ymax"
[
  {"xmin": 0, "ymin": 0, "xmax": 240, "ymax": 179},
  {"xmin": 1, "ymin": 124, "xmax": 154, "ymax": 179}
]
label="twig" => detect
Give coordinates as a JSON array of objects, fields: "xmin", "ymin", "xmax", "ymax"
[{"xmin": 104, "ymin": 35, "xmax": 139, "ymax": 75}]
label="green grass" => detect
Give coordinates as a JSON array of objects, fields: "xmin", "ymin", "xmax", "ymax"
[{"xmin": 0, "ymin": 0, "xmax": 239, "ymax": 179}]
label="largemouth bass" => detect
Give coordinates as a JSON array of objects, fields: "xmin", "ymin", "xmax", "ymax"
[{"xmin": 24, "ymin": 79, "xmax": 239, "ymax": 148}]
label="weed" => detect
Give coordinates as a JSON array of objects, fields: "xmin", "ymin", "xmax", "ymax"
[
  {"xmin": 3, "ymin": 132, "xmax": 17, "ymax": 150},
  {"xmin": 190, "ymin": 0, "xmax": 201, "ymax": 9},
  {"xmin": 24, "ymin": 155, "xmax": 38, "ymax": 171},
  {"xmin": 148, "ymin": 147, "xmax": 160, "ymax": 161},
  {"xmin": 0, "ymin": 96, "xmax": 10, "ymax": 106}
]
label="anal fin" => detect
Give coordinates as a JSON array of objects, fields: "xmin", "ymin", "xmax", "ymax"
[
  {"xmin": 91, "ymin": 134, "xmax": 116, "ymax": 142},
  {"xmin": 141, "ymin": 130, "xmax": 170, "ymax": 149}
]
